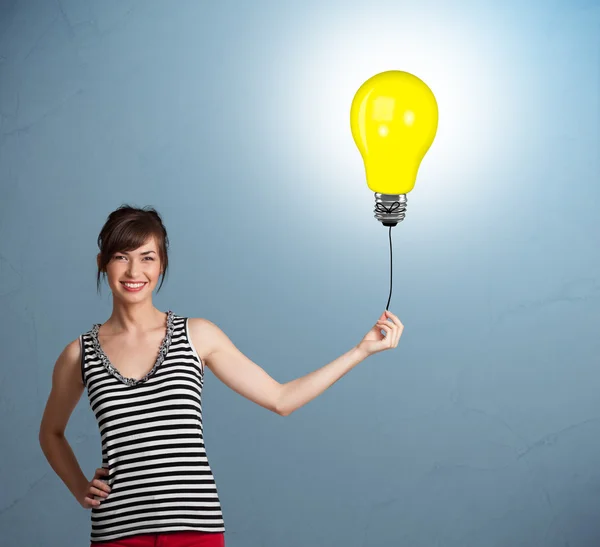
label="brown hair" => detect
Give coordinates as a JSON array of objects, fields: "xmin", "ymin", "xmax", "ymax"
[{"xmin": 97, "ymin": 205, "xmax": 170, "ymax": 294}]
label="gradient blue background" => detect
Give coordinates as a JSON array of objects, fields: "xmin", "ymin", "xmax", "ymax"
[{"xmin": 1, "ymin": 1, "xmax": 599, "ymax": 546}]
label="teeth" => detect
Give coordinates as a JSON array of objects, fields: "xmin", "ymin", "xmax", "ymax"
[{"xmin": 123, "ymin": 283, "xmax": 145, "ymax": 288}]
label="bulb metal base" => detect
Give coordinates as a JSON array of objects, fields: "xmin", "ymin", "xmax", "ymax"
[{"xmin": 374, "ymin": 193, "xmax": 407, "ymax": 227}]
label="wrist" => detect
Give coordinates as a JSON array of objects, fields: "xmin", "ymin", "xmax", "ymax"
[
  {"xmin": 74, "ymin": 476, "xmax": 89, "ymax": 502},
  {"xmin": 353, "ymin": 344, "xmax": 371, "ymax": 361}
]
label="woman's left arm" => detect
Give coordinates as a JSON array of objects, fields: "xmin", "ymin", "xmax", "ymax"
[{"xmin": 188, "ymin": 310, "xmax": 403, "ymax": 417}]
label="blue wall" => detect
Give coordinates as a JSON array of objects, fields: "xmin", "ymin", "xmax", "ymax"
[{"xmin": 1, "ymin": 1, "xmax": 599, "ymax": 545}]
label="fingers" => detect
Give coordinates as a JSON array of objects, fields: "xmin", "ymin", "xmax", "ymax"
[
  {"xmin": 376, "ymin": 321, "xmax": 393, "ymax": 342},
  {"xmin": 376, "ymin": 319, "xmax": 399, "ymax": 348},
  {"xmin": 362, "ymin": 310, "xmax": 403, "ymax": 356},
  {"xmin": 92, "ymin": 478, "xmax": 111, "ymax": 495},
  {"xmin": 84, "ymin": 495, "xmax": 101, "ymax": 508},
  {"xmin": 376, "ymin": 320, "xmax": 391, "ymax": 332},
  {"xmin": 384, "ymin": 310, "xmax": 403, "ymax": 347},
  {"xmin": 384, "ymin": 310, "xmax": 402, "ymax": 328},
  {"xmin": 86, "ymin": 470, "xmax": 111, "ymax": 508}
]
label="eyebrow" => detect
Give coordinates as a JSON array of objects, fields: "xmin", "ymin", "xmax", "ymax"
[{"xmin": 119, "ymin": 250, "xmax": 157, "ymax": 255}]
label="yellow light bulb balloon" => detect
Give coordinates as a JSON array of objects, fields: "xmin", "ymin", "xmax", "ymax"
[{"xmin": 350, "ymin": 70, "xmax": 438, "ymax": 226}]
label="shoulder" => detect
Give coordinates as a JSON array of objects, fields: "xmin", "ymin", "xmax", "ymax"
[
  {"xmin": 62, "ymin": 337, "xmax": 82, "ymax": 363},
  {"xmin": 53, "ymin": 337, "xmax": 84, "ymax": 385},
  {"xmin": 186, "ymin": 317, "xmax": 231, "ymax": 361},
  {"xmin": 187, "ymin": 317, "xmax": 224, "ymax": 343}
]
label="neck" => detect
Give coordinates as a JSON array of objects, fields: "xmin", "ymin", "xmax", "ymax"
[{"xmin": 105, "ymin": 299, "xmax": 167, "ymax": 334}]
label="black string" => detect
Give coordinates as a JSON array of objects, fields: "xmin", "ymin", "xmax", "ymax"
[
  {"xmin": 374, "ymin": 201, "xmax": 398, "ymax": 312},
  {"xmin": 386, "ymin": 225, "xmax": 393, "ymax": 311}
]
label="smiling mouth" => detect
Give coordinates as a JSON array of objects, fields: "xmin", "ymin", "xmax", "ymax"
[{"xmin": 121, "ymin": 282, "xmax": 147, "ymax": 291}]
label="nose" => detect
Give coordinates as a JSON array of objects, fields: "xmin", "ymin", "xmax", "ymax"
[{"xmin": 126, "ymin": 260, "xmax": 141, "ymax": 278}]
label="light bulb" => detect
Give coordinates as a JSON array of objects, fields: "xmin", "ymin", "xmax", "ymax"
[{"xmin": 350, "ymin": 70, "xmax": 439, "ymax": 227}]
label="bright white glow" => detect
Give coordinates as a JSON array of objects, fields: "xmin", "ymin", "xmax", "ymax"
[{"xmin": 261, "ymin": 7, "xmax": 518, "ymax": 217}]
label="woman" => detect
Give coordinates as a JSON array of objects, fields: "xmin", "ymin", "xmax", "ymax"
[{"xmin": 39, "ymin": 205, "xmax": 404, "ymax": 547}]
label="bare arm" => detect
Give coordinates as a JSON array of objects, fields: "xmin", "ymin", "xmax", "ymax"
[
  {"xmin": 188, "ymin": 312, "xmax": 402, "ymax": 417},
  {"xmin": 189, "ymin": 319, "xmax": 285, "ymax": 414},
  {"xmin": 38, "ymin": 339, "xmax": 108, "ymax": 507},
  {"xmin": 275, "ymin": 346, "xmax": 368, "ymax": 416}
]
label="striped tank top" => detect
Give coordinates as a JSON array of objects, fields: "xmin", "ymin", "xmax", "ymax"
[{"xmin": 80, "ymin": 311, "xmax": 225, "ymax": 544}]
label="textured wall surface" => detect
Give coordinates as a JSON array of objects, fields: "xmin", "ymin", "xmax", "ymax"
[{"xmin": 1, "ymin": 1, "xmax": 599, "ymax": 546}]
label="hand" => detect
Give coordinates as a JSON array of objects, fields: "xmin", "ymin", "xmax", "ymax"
[
  {"xmin": 79, "ymin": 467, "xmax": 111, "ymax": 509},
  {"xmin": 357, "ymin": 310, "xmax": 404, "ymax": 357}
]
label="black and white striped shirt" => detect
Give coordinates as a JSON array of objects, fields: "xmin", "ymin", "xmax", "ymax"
[{"xmin": 80, "ymin": 311, "xmax": 225, "ymax": 544}]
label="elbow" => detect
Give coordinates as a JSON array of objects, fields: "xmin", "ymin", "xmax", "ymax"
[
  {"xmin": 38, "ymin": 424, "xmax": 48, "ymax": 446},
  {"xmin": 38, "ymin": 426, "xmax": 63, "ymax": 449},
  {"xmin": 275, "ymin": 406, "xmax": 292, "ymax": 417},
  {"xmin": 273, "ymin": 400, "xmax": 290, "ymax": 416},
  {"xmin": 273, "ymin": 386, "xmax": 293, "ymax": 417},
  {"xmin": 38, "ymin": 429, "xmax": 49, "ymax": 454}
]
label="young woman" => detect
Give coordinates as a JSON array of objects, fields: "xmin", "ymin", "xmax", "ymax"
[{"xmin": 39, "ymin": 205, "xmax": 404, "ymax": 547}]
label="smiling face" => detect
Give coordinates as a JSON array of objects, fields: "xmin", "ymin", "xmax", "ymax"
[{"xmin": 99, "ymin": 237, "xmax": 163, "ymax": 301}]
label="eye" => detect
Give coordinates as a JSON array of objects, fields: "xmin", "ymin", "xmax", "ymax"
[{"xmin": 144, "ymin": 256, "xmax": 155, "ymax": 261}]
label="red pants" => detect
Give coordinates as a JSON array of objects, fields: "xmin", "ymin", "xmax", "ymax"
[{"xmin": 91, "ymin": 531, "xmax": 225, "ymax": 547}]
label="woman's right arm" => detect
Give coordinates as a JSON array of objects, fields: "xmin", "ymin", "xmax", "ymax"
[{"xmin": 38, "ymin": 338, "xmax": 110, "ymax": 508}]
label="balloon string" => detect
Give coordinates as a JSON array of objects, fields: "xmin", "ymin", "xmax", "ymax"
[{"xmin": 386, "ymin": 225, "xmax": 393, "ymax": 311}]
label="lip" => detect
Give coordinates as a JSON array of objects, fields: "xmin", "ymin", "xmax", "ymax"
[{"xmin": 120, "ymin": 282, "xmax": 147, "ymax": 292}]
